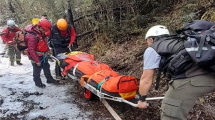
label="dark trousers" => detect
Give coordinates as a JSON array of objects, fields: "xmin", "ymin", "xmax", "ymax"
[
  {"xmin": 53, "ymin": 46, "xmax": 72, "ymax": 77},
  {"xmin": 55, "ymin": 62, "xmax": 62, "ymax": 77},
  {"xmin": 32, "ymin": 56, "xmax": 54, "ymax": 84},
  {"xmin": 8, "ymin": 45, "xmax": 21, "ymax": 62}
]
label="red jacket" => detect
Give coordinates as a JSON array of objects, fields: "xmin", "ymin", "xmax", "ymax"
[
  {"xmin": 25, "ymin": 25, "xmax": 49, "ymax": 63},
  {"xmin": 1, "ymin": 26, "xmax": 22, "ymax": 44},
  {"xmin": 59, "ymin": 26, "xmax": 76, "ymax": 45}
]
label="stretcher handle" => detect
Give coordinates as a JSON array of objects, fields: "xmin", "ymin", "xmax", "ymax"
[
  {"xmin": 122, "ymin": 97, "xmax": 164, "ymax": 107},
  {"xmin": 46, "ymin": 53, "xmax": 59, "ymax": 62},
  {"xmin": 146, "ymin": 97, "xmax": 164, "ymax": 101},
  {"xmin": 122, "ymin": 100, "xmax": 138, "ymax": 107},
  {"xmin": 68, "ymin": 47, "xmax": 72, "ymax": 52}
]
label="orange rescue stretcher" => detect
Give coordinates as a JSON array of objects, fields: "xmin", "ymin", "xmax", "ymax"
[{"xmin": 48, "ymin": 51, "xmax": 164, "ymax": 107}]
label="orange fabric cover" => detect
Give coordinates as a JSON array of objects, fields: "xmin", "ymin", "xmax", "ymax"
[
  {"xmin": 103, "ymin": 76, "xmax": 138, "ymax": 99},
  {"xmin": 63, "ymin": 53, "xmax": 94, "ymax": 75},
  {"xmin": 97, "ymin": 76, "xmax": 138, "ymax": 92},
  {"xmin": 77, "ymin": 61, "xmax": 112, "ymax": 75},
  {"xmin": 64, "ymin": 53, "xmax": 94, "ymax": 64},
  {"xmin": 63, "ymin": 61, "xmax": 112, "ymax": 76},
  {"xmin": 87, "ymin": 70, "xmax": 120, "ymax": 84},
  {"xmin": 89, "ymin": 71, "xmax": 138, "ymax": 99}
]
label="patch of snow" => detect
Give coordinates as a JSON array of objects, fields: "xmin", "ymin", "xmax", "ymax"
[{"xmin": 0, "ymin": 42, "xmax": 93, "ymax": 119}]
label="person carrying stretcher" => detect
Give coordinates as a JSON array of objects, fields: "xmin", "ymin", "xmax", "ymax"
[{"xmin": 48, "ymin": 18, "xmax": 76, "ymax": 79}]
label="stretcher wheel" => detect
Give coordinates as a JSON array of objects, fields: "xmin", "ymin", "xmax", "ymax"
[{"xmin": 84, "ymin": 88, "xmax": 96, "ymax": 101}]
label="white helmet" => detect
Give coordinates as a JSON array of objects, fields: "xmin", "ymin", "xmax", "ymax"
[
  {"xmin": 145, "ymin": 25, "xmax": 170, "ymax": 39},
  {"xmin": 7, "ymin": 20, "xmax": 15, "ymax": 26}
]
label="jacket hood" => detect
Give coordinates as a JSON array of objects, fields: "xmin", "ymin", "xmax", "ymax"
[{"xmin": 24, "ymin": 24, "xmax": 37, "ymax": 34}]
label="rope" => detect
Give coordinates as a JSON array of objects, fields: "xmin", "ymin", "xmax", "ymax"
[{"xmin": 40, "ymin": 52, "xmax": 46, "ymax": 66}]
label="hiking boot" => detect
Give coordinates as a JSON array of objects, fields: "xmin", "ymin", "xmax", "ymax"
[
  {"xmin": 56, "ymin": 76, "xmax": 65, "ymax": 80},
  {"xmin": 35, "ymin": 83, "xmax": 46, "ymax": 88},
  {"xmin": 61, "ymin": 77, "xmax": 66, "ymax": 80},
  {"xmin": 56, "ymin": 76, "xmax": 61, "ymax": 80},
  {"xmin": 11, "ymin": 62, "xmax": 14, "ymax": 66},
  {"xmin": 47, "ymin": 79, "xmax": 59, "ymax": 84},
  {"xmin": 0, "ymin": 53, "xmax": 5, "ymax": 55},
  {"xmin": 16, "ymin": 61, "xmax": 23, "ymax": 65}
]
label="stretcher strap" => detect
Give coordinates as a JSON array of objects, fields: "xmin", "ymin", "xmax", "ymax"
[
  {"xmin": 97, "ymin": 75, "xmax": 112, "ymax": 90},
  {"xmin": 86, "ymin": 70, "xmax": 104, "ymax": 83},
  {"xmin": 73, "ymin": 63, "xmax": 80, "ymax": 76},
  {"xmin": 80, "ymin": 75, "xmax": 91, "ymax": 87},
  {"xmin": 80, "ymin": 70, "xmax": 104, "ymax": 87}
]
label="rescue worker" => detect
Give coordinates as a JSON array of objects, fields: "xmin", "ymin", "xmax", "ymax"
[
  {"xmin": 1, "ymin": 20, "xmax": 23, "ymax": 66},
  {"xmin": 49, "ymin": 18, "xmax": 76, "ymax": 79},
  {"xmin": 137, "ymin": 25, "xmax": 215, "ymax": 120},
  {"xmin": 24, "ymin": 19, "xmax": 59, "ymax": 88},
  {"xmin": 41, "ymin": 14, "xmax": 52, "ymax": 24},
  {"xmin": 41, "ymin": 14, "xmax": 48, "ymax": 19},
  {"xmin": 39, "ymin": 14, "xmax": 54, "ymax": 62}
]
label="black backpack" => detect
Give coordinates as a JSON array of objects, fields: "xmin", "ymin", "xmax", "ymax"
[
  {"xmin": 178, "ymin": 20, "xmax": 215, "ymax": 71},
  {"xmin": 151, "ymin": 35, "xmax": 193, "ymax": 90},
  {"xmin": 154, "ymin": 20, "xmax": 215, "ymax": 90}
]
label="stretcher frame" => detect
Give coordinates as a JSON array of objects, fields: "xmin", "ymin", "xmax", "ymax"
[{"xmin": 50, "ymin": 54, "xmax": 164, "ymax": 107}]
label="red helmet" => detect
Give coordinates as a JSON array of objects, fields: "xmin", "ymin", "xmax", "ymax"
[{"xmin": 37, "ymin": 19, "xmax": 51, "ymax": 31}]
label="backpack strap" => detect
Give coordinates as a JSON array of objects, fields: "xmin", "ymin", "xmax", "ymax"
[
  {"xmin": 25, "ymin": 31, "xmax": 40, "ymax": 42},
  {"xmin": 15, "ymin": 31, "xmax": 25, "ymax": 44},
  {"xmin": 67, "ymin": 25, "xmax": 72, "ymax": 35},
  {"xmin": 155, "ymin": 56, "xmax": 166, "ymax": 90},
  {"xmin": 155, "ymin": 70, "xmax": 162, "ymax": 90},
  {"xmin": 196, "ymin": 34, "xmax": 206, "ymax": 58}
]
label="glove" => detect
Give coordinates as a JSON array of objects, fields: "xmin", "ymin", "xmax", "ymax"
[
  {"xmin": 68, "ymin": 44, "xmax": 71, "ymax": 48},
  {"xmin": 68, "ymin": 45, "xmax": 72, "ymax": 52}
]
